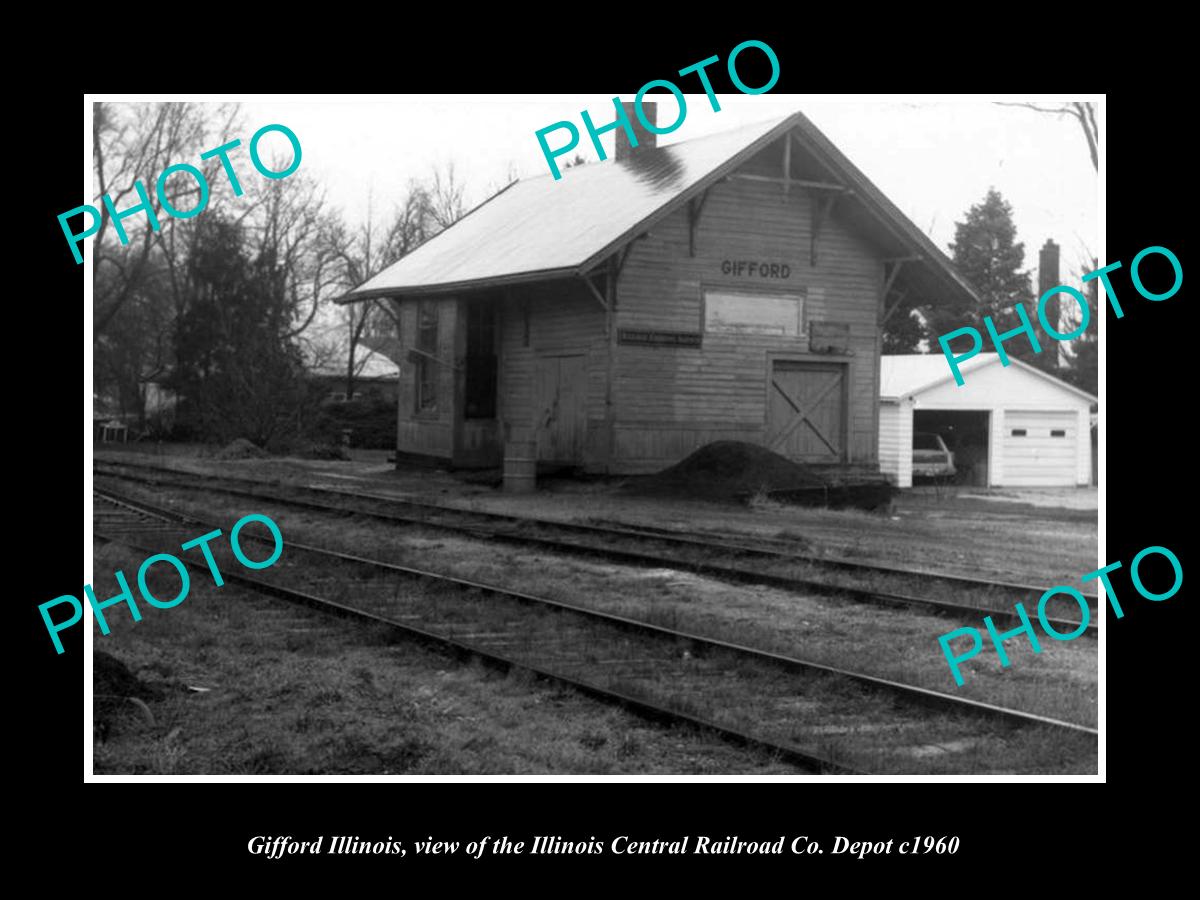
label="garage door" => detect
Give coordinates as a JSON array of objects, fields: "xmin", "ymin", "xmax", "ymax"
[{"xmin": 1002, "ymin": 410, "xmax": 1078, "ymax": 486}]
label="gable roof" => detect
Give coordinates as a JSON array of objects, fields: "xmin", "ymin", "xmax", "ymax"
[
  {"xmin": 880, "ymin": 353, "xmax": 1098, "ymax": 403},
  {"xmin": 310, "ymin": 351, "xmax": 399, "ymax": 380},
  {"xmin": 342, "ymin": 110, "xmax": 981, "ymax": 307}
]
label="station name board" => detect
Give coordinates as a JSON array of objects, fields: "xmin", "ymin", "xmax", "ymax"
[{"xmin": 721, "ymin": 260, "xmax": 792, "ymax": 279}]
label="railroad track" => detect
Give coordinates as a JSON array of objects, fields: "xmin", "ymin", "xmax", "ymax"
[
  {"xmin": 94, "ymin": 490, "xmax": 198, "ymax": 540},
  {"xmin": 94, "ymin": 459, "xmax": 1097, "ymax": 635},
  {"xmin": 92, "ymin": 485, "xmax": 1097, "ymax": 775},
  {"xmin": 93, "ymin": 488, "xmax": 850, "ymax": 774}
]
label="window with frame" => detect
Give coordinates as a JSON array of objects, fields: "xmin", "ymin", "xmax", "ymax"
[
  {"xmin": 703, "ymin": 288, "xmax": 805, "ymax": 336},
  {"xmin": 1050, "ymin": 429, "xmax": 1067, "ymax": 437},
  {"xmin": 1011, "ymin": 428, "xmax": 1027, "ymax": 437},
  {"xmin": 416, "ymin": 302, "xmax": 439, "ymax": 413},
  {"xmin": 464, "ymin": 300, "xmax": 498, "ymax": 419}
]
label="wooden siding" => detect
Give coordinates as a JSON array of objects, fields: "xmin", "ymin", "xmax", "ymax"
[
  {"xmin": 497, "ymin": 279, "xmax": 607, "ymax": 464},
  {"xmin": 395, "ymin": 296, "xmax": 458, "ymax": 460},
  {"xmin": 878, "ymin": 398, "xmax": 914, "ymax": 487},
  {"xmin": 880, "ymin": 359, "xmax": 1093, "ymax": 488},
  {"xmin": 610, "ymin": 172, "xmax": 884, "ymax": 473},
  {"xmin": 393, "ymin": 144, "xmax": 898, "ymax": 475},
  {"xmin": 912, "ymin": 359, "xmax": 1092, "ymax": 486}
]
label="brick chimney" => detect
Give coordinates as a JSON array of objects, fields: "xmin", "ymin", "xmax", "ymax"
[
  {"xmin": 615, "ymin": 101, "xmax": 656, "ymax": 160},
  {"xmin": 1038, "ymin": 238, "xmax": 1062, "ymax": 361}
]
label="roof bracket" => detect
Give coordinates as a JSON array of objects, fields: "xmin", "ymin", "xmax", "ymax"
[
  {"xmin": 879, "ymin": 260, "xmax": 908, "ymax": 325},
  {"xmin": 729, "ymin": 173, "xmax": 848, "ymax": 191},
  {"xmin": 880, "ymin": 290, "xmax": 910, "ymax": 327},
  {"xmin": 782, "ymin": 136, "xmax": 792, "ymax": 197},
  {"xmin": 810, "ymin": 190, "xmax": 839, "ymax": 267},
  {"xmin": 688, "ymin": 189, "xmax": 710, "ymax": 257},
  {"xmin": 616, "ymin": 243, "xmax": 636, "ymax": 280},
  {"xmin": 581, "ymin": 272, "xmax": 609, "ymax": 312},
  {"xmin": 792, "ymin": 132, "xmax": 845, "ymax": 186}
]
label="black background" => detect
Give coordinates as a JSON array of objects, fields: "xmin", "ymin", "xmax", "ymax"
[{"xmin": 20, "ymin": 20, "xmax": 1188, "ymax": 883}]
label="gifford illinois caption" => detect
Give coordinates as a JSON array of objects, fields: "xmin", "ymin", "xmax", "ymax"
[{"xmin": 249, "ymin": 834, "xmax": 960, "ymax": 859}]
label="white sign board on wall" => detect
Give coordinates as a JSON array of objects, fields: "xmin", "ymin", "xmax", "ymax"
[{"xmin": 704, "ymin": 290, "xmax": 805, "ymax": 336}]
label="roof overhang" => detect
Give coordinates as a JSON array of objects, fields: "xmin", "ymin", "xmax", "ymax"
[
  {"xmin": 340, "ymin": 111, "xmax": 982, "ymax": 310},
  {"xmin": 337, "ymin": 266, "xmax": 580, "ymax": 304},
  {"xmin": 882, "ymin": 355, "xmax": 1098, "ymax": 404}
]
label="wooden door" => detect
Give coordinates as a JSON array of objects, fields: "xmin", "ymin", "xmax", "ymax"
[
  {"xmin": 768, "ymin": 361, "xmax": 846, "ymax": 462},
  {"xmin": 535, "ymin": 354, "xmax": 587, "ymax": 463}
]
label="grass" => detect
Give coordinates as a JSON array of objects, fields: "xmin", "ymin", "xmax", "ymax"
[
  {"xmin": 94, "ymin": 459, "xmax": 1099, "ymax": 773},
  {"xmin": 123, "ymin": 485, "xmax": 1095, "ymax": 730},
  {"xmin": 96, "ymin": 448, "xmax": 1097, "ymax": 587},
  {"xmin": 91, "ymin": 542, "xmax": 800, "ymax": 775},
  {"xmin": 103, "ymin": 510, "xmax": 1095, "ymax": 773}
]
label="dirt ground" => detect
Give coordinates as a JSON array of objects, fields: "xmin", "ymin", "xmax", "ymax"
[
  {"xmin": 92, "ymin": 446, "xmax": 1099, "ymax": 774},
  {"xmin": 105, "ymin": 481, "xmax": 1098, "ymax": 731},
  {"xmin": 91, "ymin": 540, "xmax": 798, "ymax": 776},
  {"xmin": 953, "ymin": 487, "xmax": 1098, "ymax": 510},
  {"xmin": 96, "ymin": 446, "xmax": 1099, "ymax": 586}
]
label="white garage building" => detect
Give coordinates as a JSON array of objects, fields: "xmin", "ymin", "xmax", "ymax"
[{"xmin": 879, "ymin": 354, "xmax": 1096, "ymax": 488}]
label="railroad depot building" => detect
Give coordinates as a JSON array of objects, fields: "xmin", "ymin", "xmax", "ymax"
[
  {"xmin": 342, "ymin": 109, "xmax": 979, "ymax": 475},
  {"xmin": 879, "ymin": 353, "xmax": 1097, "ymax": 488}
]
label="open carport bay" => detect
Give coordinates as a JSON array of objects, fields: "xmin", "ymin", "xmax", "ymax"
[
  {"xmin": 913, "ymin": 410, "xmax": 990, "ymax": 486},
  {"xmin": 880, "ymin": 355, "xmax": 1095, "ymax": 489}
]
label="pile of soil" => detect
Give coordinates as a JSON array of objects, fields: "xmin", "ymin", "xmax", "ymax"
[
  {"xmin": 95, "ymin": 650, "xmax": 163, "ymax": 702},
  {"xmin": 94, "ymin": 650, "xmax": 165, "ymax": 741},
  {"xmin": 627, "ymin": 441, "xmax": 827, "ymax": 501},
  {"xmin": 298, "ymin": 442, "xmax": 350, "ymax": 461},
  {"xmin": 214, "ymin": 438, "xmax": 268, "ymax": 460}
]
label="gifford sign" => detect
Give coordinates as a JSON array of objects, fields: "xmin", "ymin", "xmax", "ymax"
[{"xmin": 721, "ymin": 259, "xmax": 792, "ymax": 279}]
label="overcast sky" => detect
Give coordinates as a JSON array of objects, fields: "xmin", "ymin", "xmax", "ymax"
[{"xmin": 241, "ymin": 95, "xmax": 1101, "ymax": 282}]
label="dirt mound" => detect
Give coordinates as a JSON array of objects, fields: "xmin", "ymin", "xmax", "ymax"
[
  {"xmin": 214, "ymin": 438, "xmax": 268, "ymax": 460},
  {"xmin": 95, "ymin": 650, "xmax": 163, "ymax": 702},
  {"xmin": 628, "ymin": 441, "xmax": 827, "ymax": 501},
  {"xmin": 298, "ymin": 442, "xmax": 350, "ymax": 461},
  {"xmin": 94, "ymin": 651, "xmax": 165, "ymax": 741}
]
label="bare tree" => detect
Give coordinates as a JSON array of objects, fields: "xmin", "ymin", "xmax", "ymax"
[
  {"xmin": 1056, "ymin": 245, "xmax": 1099, "ymax": 396},
  {"xmin": 425, "ymin": 161, "xmax": 468, "ymax": 231},
  {"xmin": 485, "ymin": 159, "xmax": 523, "ymax": 197},
  {"xmin": 94, "ymin": 100, "xmax": 357, "ymax": 443},
  {"xmin": 995, "ymin": 102, "xmax": 1098, "ymax": 170},
  {"xmin": 332, "ymin": 180, "xmax": 443, "ymax": 398},
  {"xmin": 93, "ymin": 102, "xmax": 241, "ymax": 336},
  {"xmin": 244, "ymin": 170, "xmax": 342, "ymax": 342},
  {"xmin": 92, "ymin": 102, "xmax": 243, "ymax": 428}
]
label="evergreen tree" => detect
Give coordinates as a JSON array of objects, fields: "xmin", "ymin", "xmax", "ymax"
[
  {"xmin": 926, "ymin": 188, "xmax": 1050, "ymax": 369},
  {"xmin": 1060, "ymin": 257, "xmax": 1099, "ymax": 397},
  {"xmin": 170, "ymin": 215, "xmax": 313, "ymax": 447},
  {"xmin": 882, "ymin": 302, "xmax": 925, "ymax": 354},
  {"xmin": 935, "ymin": 188, "xmax": 1031, "ymax": 331}
]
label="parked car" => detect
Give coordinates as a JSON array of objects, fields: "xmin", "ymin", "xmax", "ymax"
[{"xmin": 912, "ymin": 431, "xmax": 956, "ymax": 481}]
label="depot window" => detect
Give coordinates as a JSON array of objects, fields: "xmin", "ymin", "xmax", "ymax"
[
  {"xmin": 416, "ymin": 302, "xmax": 438, "ymax": 413},
  {"xmin": 1051, "ymin": 429, "xmax": 1066, "ymax": 437},
  {"xmin": 1011, "ymin": 428, "xmax": 1027, "ymax": 437}
]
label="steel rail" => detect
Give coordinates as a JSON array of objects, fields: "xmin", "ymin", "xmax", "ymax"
[
  {"xmin": 92, "ymin": 529, "xmax": 858, "ymax": 776},
  {"xmin": 94, "ymin": 461, "xmax": 1097, "ymax": 636},
  {"xmin": 93, "ymin": 486, "xmax": 1099, "ymax": 739},
  {"xmin": 94, "ymin": 458, "xmax": 1098, "ymax": 600}
]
